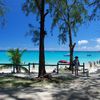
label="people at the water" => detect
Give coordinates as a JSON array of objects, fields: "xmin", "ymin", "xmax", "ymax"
[
  {"xmin": 94, "ymin": 61, "xmax": 96, "ymax": 66},
  {"xmin": 88, "ymin": 61, "xmax": 92, "ymax": 67},
  {"xmin": 73, "ymin": 56, "xmax": 80, "ymax": 76}
]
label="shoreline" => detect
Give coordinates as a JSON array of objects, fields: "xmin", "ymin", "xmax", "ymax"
[
  {"xmin": 0, "ymin": 61, "xmax": 100, "ymax": 74},
  {"xmin": 0, "ymin": 51, "xmax": 100, "ymax": 65}
]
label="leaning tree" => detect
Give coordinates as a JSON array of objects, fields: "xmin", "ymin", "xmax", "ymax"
[{"xmin": 49, "ymin": 0, "xmax": 89, "ymax": 71}]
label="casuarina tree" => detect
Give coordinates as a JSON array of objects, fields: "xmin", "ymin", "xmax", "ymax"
[
  {"xmin": 49, "ymin": 0, "xmax": 89, "ymax": 71},
  {"xmin": 22, "ymin": 0, "xmax": 49, "ymax": 77}
]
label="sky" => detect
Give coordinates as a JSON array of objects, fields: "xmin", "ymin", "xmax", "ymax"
[{"xmin": 0, "ymin": 0, "xmax": 100, "ymax": 51}]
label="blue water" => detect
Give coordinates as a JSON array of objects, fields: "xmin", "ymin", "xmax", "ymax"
[{"xmin": 0, "ymin": 50, "xmax": 100, "ymax": 64}]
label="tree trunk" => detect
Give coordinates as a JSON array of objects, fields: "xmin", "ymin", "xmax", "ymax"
[
  {"xmin": 69, "ymin": 46, "xmax": 74, "ymax": 71},
  {"xmin": 68, "ymin": 27, "xmax": 73, "ymax": 71},
  {"xmin": 67, "ymin": 12, "xmax": 76, "ymax": 73},
  {"xmin": 68, "ymin": 25, "xmax": 76, "ymax": 73},
  {"xmin": 38, "ymin": 0, "xmax": 46, "ymax": 77}
]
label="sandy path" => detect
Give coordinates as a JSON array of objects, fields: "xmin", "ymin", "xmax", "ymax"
[
  {"xmin": 0, "ymin": 63, "xmax": 100, "ymax": 100},
  {"xmin": 0, "ymin": 69, "xmax": 100, "ymax": 100}
]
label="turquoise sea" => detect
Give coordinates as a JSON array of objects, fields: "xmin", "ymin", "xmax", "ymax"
[{"xmin": 0, "ymin": 51, "xmax": 100, "ymax": 64}]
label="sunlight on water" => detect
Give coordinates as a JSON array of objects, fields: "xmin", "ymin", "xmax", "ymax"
[{"xmin": 0, "ymin": 51, "xmax": 100, "ymax": 64}]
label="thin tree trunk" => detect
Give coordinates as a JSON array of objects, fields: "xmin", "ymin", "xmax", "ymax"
[
  {"xmin": 38, "ymin": 0, "xmax": 46, "ymax": 77},
  {"xmin": 68, "ymin": 28, "xmax": 76, "ymax": 73},
  {"xmin": 67, "ymin": 11, "xmax": 75, "ymax": 73},
  {"xmin": 68, "ymin": 26, "xmax": 73, "ymax": 71},
  {"xmin": 69, "ymin": 46, "xmax": 74, "ymax": 71}
]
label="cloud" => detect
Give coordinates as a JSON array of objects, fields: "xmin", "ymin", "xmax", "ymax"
[
  {"xmin": 77, "ymin": 46, "xmax": 91, "ymax": 51},
  {"xmin": 78, "ymin": 40, "xmax": 88, "ymax": 45},
  {"xmin": 81, "ymin": 46, "xmax": 87, "ymax": 49},
  {"xmin": 77, "ymin": 45, "xmax": 100, "ymax": 51},
  {"xmin": 96, "ymin": 38, "xmax": 100, "ymax": 44},
  {"xmin": 95, "ymin": 45, "xmax": 100, "ymax": 49}
]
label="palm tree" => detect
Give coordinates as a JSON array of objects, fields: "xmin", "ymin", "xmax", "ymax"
[
  {"xmin": 0, "ymin": 48, "xmax": 29, "ymax": 73},
  {"xmin": 7, "ymin": 48, "xmax": 27, "ymax": 73}
]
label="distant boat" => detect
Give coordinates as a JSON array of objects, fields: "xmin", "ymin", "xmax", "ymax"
[
  {"xmin": 87, "ymin": 54, "xmax": 92, "ymax": 57},
  {"xmin": 64, "ymin": 54, "xmax": 70, "ymax": 56}
]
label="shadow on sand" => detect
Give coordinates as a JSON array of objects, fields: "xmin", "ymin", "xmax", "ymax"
[{"xmin": 0, "ymin": 72, "xmax": 100, "ymax": 100}]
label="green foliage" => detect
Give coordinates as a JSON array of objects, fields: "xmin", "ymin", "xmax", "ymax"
[
  {"xmin": 49, "ymin": 0, "xmax": 89, "ymax": 44},
  {"xmin": 22, "ymin": 0, "xmax": 50, "ymax": 16},
  {"xmin": 22, "ymin": 0, "xmax": 40, "ymax": 45},
  {"xmin": 0, "ymin": 0, "xmax": 6, "ymax": 16},
  {"xmin": 22, "ymin": 0, "xmax": 49, "ymax": 45},
  {"xmin": 0, "ymin": 49, "xmax": 29, "ymax": 73},
  {"xmin": 7, "ymin": 48, "xmax": 26, "ymax": 65},
  {"xmin": 26, "ymin": 24, "xmax": 40, "ymax": 45},
  {"xmin": 22, "ymin": 0, "xmax": 39, "ymax": 16},
  {"xmin": 58, "ymin": 33, "xmax": 67, "ymax": 44},
  {"xmin": 0, "ymin": 0, "xmax": 7, "ymax": 26},
  {"xmin": 89, "ymin": 0, "xmax": 100, "ymax": 20}
]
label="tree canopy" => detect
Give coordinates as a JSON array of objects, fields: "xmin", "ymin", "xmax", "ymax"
[
  {"xmin": 48, "ymin": 0, "xmax": 89, "ymax": 70},
  {"xmin": 89, "ymin": 0, "xmax": 100, "ymax": 20},
  {"xmin": 49, "ymin": 0, "xmax": 89, "ymax": 42},
  {"xmin": 0, "ymin": 0, "xmax": 7, "ymax": 26}
]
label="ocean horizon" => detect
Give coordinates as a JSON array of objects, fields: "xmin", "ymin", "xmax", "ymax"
[{"xmin": 0, "ymin": 50, "xmax": 100, "ymax": 64}]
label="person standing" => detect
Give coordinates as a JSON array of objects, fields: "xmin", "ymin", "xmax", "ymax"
[{"xmin": 73, "ymin": 56, "xmax": 80, "ymax": 76}]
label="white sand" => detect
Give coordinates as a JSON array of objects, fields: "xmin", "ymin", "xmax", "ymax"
[
  {"xmin": 0, "ymin": 62, "xmax": 100, "ymax": 100},
  {"xmin": 0, "ymin": 67, "xmax": 100, "ymax": 100}
]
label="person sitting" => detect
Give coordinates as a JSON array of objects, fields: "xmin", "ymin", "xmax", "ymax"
[{"xmin": 53, "ymin": 68, "xmax": 56, "ymax": 73}]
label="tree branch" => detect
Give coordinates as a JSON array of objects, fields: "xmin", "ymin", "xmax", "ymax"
[
  {"xmin": 89, "ymin": 0, "xmax": 98, "ymax": 6},
  {"xmin": 71, "ymin": 0, "xmax": 77, "ymax": 6},
  {"xmin": 72, "ymin": 43, "xmax": 76, "ymax": 49},
  {"xmin": 57, "ymin": 1, "xmax": 69, "ymax": 26},
  {"xmin": 44, "ymin": 9, "xmax": 49, "ymax": 17}
]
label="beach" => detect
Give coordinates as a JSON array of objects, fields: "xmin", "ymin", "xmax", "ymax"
[
  {"xmin": 0, "ymin": 61, "xmax": 99, "ymax": 74},
  {"xmin": 0, "ymin": 64, "xmax": 100, "ymax": 100},
  {"xmin": 0, "ymin": 0, "xmax": 100, "ymax": 99},
  {"xmin": 0, "ymin": 60, "xmax": 100, "ymax": 100},
  {"xmin": 0, "ymin": 50, "xmax": 100, "ymax": 74}
]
